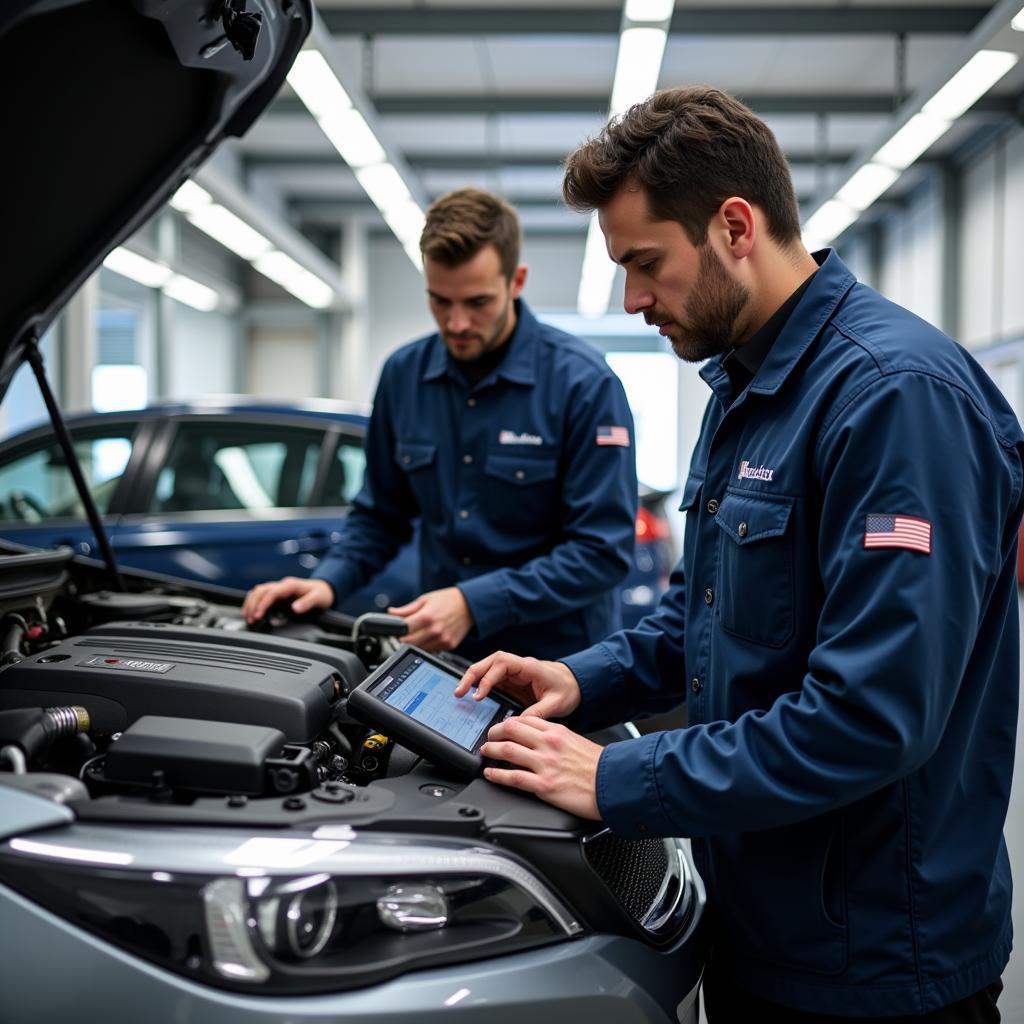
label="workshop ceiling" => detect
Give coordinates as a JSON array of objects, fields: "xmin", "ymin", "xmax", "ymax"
[{"xmin": 235, "ymin": 1, "xmax": 1024, "ymax": 243}]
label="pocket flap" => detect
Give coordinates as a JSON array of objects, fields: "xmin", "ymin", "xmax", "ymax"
[
  {"xmin": 679, "ymin": 472, "xmax": 705, "ymax": 512},
  {"xmin": 716, "ymin": 492, "xmax": 794, "ymax": 544},
  {"xmin": 396, "ymin": 441, "xmax": 437, "ymax": 471},
  {"xmin": 484, "ymin": 453, "xmax": 558, "ymax": 486}
]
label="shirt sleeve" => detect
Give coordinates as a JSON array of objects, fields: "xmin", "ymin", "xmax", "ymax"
[
  {"xmin": 311, "ymin": 361, "xmax": 417, "ymax": 601},
  {"xmin": 457, "ymin": 370, "xmax": 639, "ymax": 636},
  {"xmin": 596, "ymin": 371, "xmax": 1024, "ymax": 839}
]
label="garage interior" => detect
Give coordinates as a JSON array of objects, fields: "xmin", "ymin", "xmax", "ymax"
[{"xmin": 4, "ymin": 1, "xmax": 1024, "ymax": 1018}]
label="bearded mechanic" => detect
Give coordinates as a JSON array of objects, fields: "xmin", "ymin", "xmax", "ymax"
[
  {"xmin": 457, "ymin": 88, "xmax": 1022, "ymax": 1022},
  {"xmin": 243, "ymin": 187, "xmax": 637, "ymax": 661}
]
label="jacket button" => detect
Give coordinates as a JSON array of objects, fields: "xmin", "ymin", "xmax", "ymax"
[
  {"xmin": 515, "ymin": 469, "xmax": 526, "ymax": 480},
  {"xmin": 706, "ymin": 498, "xmax": 719, "ymax": 514},
  {"xmin": 690, "ymin": 677, "xmax": 701, "ymax": 694},
  {"xmin": 462, "ymin": 556, "xmax": 472, "ymax": 566},
  {"xmin": 467, "ymin": 398, "xmax": 477, "ymax": 408},
  {"xmin": 704, "ymin": 588, "xmax": 714, "ymax": 605},
  {"xmin": 463, "ymin": 454, "xmax": 473, "ymax": 464},
  {"xmin": 738, "ymin": 521, "xmax": 748, "ymax": 538},
  {"xmin": 459, "ymin": 509, "xmax": 470, "ymax": 520},
  {"xmin": 402, "ymin": 455, "xmax": 411, "ymax": 465}
]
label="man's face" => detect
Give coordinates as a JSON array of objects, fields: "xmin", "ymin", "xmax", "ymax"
[
  {"xmin": 424, "ymin": 245, "xmax": 527, "ymax": 363},
  {"xmin": 599, "ymin": 185, "xmax": 751, "ymax": 362}
]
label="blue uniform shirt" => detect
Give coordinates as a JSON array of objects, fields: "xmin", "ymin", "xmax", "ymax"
[
  {"xmin": 313, "ymin": 300, "xmax": 638, "ymax": 660},
  {"xmin": 563, "ymin": 251, "xmax": 1024, "ymax": 1016}
]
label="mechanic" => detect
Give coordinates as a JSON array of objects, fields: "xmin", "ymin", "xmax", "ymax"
[
  {"xmin": 243, "ymin": 187, "xmax": 637, "ymax": 661},
  {"xmin": 456, "ymin": 87, "xmax": 1021, "ymax": 1022}
]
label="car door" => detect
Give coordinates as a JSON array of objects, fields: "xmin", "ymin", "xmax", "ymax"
[
  {"xmin": 115, "ymin": 415, "xmax": 344, "ymax": 590},
  {"xmin": 0, "ymin": 418, "xmax": 147, "ymax": 556}
]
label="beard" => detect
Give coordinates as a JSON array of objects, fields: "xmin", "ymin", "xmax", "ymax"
[
  {"xmin": 665, "ymin": 243, "xmax": 750, "ymax": 363},
  {"xmin": 444, "ymin": 301, "xmax": 513, "ymax": 363}
]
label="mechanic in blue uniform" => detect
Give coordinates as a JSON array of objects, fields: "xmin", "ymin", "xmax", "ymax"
[
  {"xmin": 243, "ymin": 187, "xmax": 637, "ymax": 661},
  {"xmin": 457, "ymin": 88, "xmax": 1022, "ymax": 1021}
]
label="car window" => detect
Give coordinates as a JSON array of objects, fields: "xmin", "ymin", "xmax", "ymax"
[
  {"xmin": 0, "ymin": 430, "xmax": 134, "ymax": 522},
  {"xmin": 318, "ymin": 438, "xmax": 366, "ymax": 506},
  {"xmin": 149, "ymin": 423, "xmax": 323, "ymax": 513}
]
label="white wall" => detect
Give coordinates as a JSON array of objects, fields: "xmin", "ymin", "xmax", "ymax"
[{"xmin": 166, "ymin": 305, "xmax": 237, "ymax": 399}]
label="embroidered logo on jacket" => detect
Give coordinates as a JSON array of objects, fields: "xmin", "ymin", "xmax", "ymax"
[
  {"xmin": 738, "ymin": 460, "xmax": 775, "ymax": 481},
  {"xmin": 596, "ymin": 425, "xmax": 630, "ymax": 447},
  {"xmin": 499, "ymin": 430, "xmax": 544, "ymax": 446}
]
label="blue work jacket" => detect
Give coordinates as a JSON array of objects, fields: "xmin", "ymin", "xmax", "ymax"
[
  {"xmin": 564, "ymin": 252, "xmax": 1023, "ymax": 1016},
  {"xmin": 314, "ymin": 301, "xmax": 637, "ymax": 660}
]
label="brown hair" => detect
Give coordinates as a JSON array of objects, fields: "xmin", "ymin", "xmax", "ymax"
[
  {"xmin": 563, "ymin": 86, "xmax": 802, "ymax": 246},
  {"xmin": 419, "ymin": 187, "xmax": 522, "ymax": 279}
]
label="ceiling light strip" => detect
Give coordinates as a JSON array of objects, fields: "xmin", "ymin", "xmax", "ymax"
[
  {"xmin": 102, "ymin": 247, "xmax": 222, "ymax": 312},
  {"xmin": 288, "ymin": 23, "xmax": 427, "ymax": 271},
  {"xmin": 803, "ymin": 1, "xmax": 1024, "ymax": 249},
  {"xmin": 576, "ymin": 2, "xmax": 672, "ymax": 318}
]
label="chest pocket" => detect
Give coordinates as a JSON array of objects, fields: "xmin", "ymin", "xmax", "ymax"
[
  {"xmin": 715, "ymin": 490, "xmax": 795, "ymax": 647},
  {"xmin": 482, "ymin": 452, "xmax": 559, "ymax": 535},
  {"xmin": 396, "ymin": 441, "xmax": 439, "ymax": 519}
]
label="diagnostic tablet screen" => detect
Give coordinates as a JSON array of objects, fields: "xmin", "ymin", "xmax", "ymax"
[{"xmin": 375, "ymin": 654, "xmax": 504, "ymax": 752}]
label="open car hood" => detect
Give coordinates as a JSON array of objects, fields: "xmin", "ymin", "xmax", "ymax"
[{"xmin": 0, "ymin": 0, "xmax": 311, "ymax": 401}]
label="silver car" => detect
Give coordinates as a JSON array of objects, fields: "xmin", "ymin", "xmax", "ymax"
[{"xmin": 0, "ymin": 1, "xmax": 705, "ymax": 1021}]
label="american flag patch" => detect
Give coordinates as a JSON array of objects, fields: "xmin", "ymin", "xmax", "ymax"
[
  {"xmin": 596, "ymin": 425, "xmax": 630, "ymax": 448},
  {"xmin": 864, "ymin": 514, "xmax": 931, "ymax": 555}
]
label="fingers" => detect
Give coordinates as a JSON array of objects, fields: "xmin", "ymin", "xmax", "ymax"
[
  {"xmin": 472, "ymin": 653, "xmax": 531, "ymax": 701},
  {"xmin": 291, "ymin": 581, "xmax": 333, "ymax": 614},
  {"xmin": 454, "ymin": 655, "xmax": 495, "ymax": 698},
  {"xmin": 388, "ymin": 596, "xmax": 425, "ymax": 617}
]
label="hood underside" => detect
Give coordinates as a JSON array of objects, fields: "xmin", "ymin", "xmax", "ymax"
[{"xmin": 0, "ymin": 0, "xmax": 311, "ymax": 400}]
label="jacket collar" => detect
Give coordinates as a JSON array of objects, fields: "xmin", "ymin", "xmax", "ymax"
[
  {"xmin": 422, "ymin": 299, "xmax": 539, "ymax": 386},
  {"xmin": 700, "ymin": 249, "xmax": 856, "ymax": 401}
]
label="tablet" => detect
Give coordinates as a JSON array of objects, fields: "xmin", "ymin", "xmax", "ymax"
[{"xmin": 346, "ymin": 646, "xmax": 522, "ymax": 777}]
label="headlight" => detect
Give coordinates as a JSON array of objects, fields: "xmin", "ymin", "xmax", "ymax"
[{"xmin": 0, "ymin": 825, "xmax": 582, "ymax": 994}]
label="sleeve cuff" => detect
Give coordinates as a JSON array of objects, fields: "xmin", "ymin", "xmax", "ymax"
[
  {"xmin": 457, "ymin": 572, "xmax": 514, "ymax": 637},
  {"xmin": 596, "ymin": 732, "xmax": 677, "ymax": 838},
  {"xmin": 310, "ymin": 557, "xmax": 360, "ymax": 606},
  {"xmin": 561, "ymin": 642, "xmax": 629, "ymax": 732}
]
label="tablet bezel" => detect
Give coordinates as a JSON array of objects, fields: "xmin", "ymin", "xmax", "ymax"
[{"xmin": 346, "ymin": 645, "xmax": 523, "ymax": 777}]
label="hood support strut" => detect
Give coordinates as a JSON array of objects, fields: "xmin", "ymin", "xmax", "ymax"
[{"xmin": 23, "ymin": 335, "xmax": 124, "ymax": 592}]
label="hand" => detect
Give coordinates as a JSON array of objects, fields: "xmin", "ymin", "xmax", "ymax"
[
  {"xmin": 242, "ymin": 577, "xmax": 334, "ymax": 624},
  {"xmin": 390, "ymin": 587, "xmax": 473, "ymax": 652},
  {"xmin": 454, "ymin": 652, "xmax": 581, "ymax": 720},
  {"xmin": 480, "ymin": 716, "xmax": 602, "ymax": 819}
]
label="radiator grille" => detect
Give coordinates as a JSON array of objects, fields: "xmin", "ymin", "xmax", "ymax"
[{"xmin": 582, "ymin": 831, "xmax": 669, "ymax": 924}]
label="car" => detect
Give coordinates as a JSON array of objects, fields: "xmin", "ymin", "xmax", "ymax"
[
  {"xmin": 0, "ymin": 2, "xmax": 705, "ymax": 1023},
  {"xmin": 0, "ymin": 399, "xmax": 676, "ymax": 626}
]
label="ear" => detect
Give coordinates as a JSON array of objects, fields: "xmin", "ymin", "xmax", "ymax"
[
  {"xmin": 510, "ymin": 264, "xmax": 528, "ymax": 298},
  {"xmin": 716, "ymin": 198, "xmax": 756, "ymax": 260}
]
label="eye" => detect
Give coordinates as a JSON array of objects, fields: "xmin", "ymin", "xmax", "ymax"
[
  {"xmin": 468, "ymin": 297, "xmax": 490, "ymax": 308},
  {"xmin": 638, "ymin": 259, "xmax": 657, "ymax": 273}
]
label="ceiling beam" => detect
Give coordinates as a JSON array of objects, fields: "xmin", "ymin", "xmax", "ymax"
[
  {"xmin": 319, "ymin": 6, "xmax": 986, "ymax": 36},
  {"xmin": 245, "ymin": 150, "xmax": 862, "ymax": 173},
  {"xmin": 269, "ymin": 93, "xmax": 1016, "ymax": 119}
]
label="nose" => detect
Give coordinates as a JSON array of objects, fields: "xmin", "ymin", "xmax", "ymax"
[
  {"xmin": 447, "ymin": 306, "xmax": 471, "ymax": 333},
  {"xmin": 623, "ymin": 282, "xmax": 654, "ymax": 316}
]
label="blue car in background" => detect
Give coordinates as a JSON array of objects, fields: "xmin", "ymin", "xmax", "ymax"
[{"xmin": 0, "ymin": 397, "xmax": 673, "ymax": 626}]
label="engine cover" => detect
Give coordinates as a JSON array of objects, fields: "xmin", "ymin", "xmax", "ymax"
[{"xmin": 0, "ymin": 635, "xmax": 341, "ymax": 741}]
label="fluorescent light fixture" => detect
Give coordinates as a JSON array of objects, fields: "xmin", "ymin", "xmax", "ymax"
[
  {"xmin": 610, "ymin": 27, "xmax": 668, "ymax": 116},
  {"xmin": 163, "ymin": 274, "xmax": 220, "ymax": 312},
  {"xmin": 169, "ymin": 180, "xmax": 212, "ymax": 215},
  {"xmin": 872, "ymin": 111, "xmax": 952, "ymax": 170},
  {"xmin": 355, "ymin": 163, "xmax": 412, "ymax": 215},
  {"xmin": 253, "ymin": 251, "xmax": 335, "ymax": 309},
  {"xmin": 319, "ymin": 108, "xmax": 387, "ymax": 169},
  {"xmin": 802, "ymin": 200, "xmax": 858, "ymax": 245},
  {"xmin": 923, "ymin": 49, "xmax": 1019, "ymax": 120},
  {"xmin": 625, "ymin": 0, "xmax": 674, "ymax": 21},
  {"xmin": 1013, "ymin": 5, "xmax": 1024, "ymax": 31},
  {"xmin": 185, "ymin": 204, "xmax": 272, "ymax": 261},
  {"xmin": 383, "ymin": 199, "xmax": 427, "ymax": 243},
  {"xmin": 102, "ymin": 247, "xmax": 173, "ymax": 288},
  {"xmin": 577, "ymin": 215, "xmax": 618, "ymax": 319},
  {"xmin": 835, "ymin": 163, "xmax": 901, "ymax": 211},
  {"xmin": 403, "ymin": 240, "xmax": 425, "ymax": 271},
  {"xmin": 286, "ymin": 49, "xmax": 353, "ymax": 119}
]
